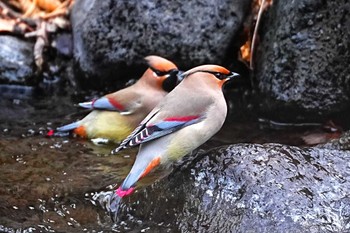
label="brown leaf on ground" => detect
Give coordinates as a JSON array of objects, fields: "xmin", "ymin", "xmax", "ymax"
[
  {"xmin": 302, "ymin": 121, "xmax": 343, "ymax": 146},
  {"xmin": 302, "ymin": 132, "xmax": 342, "ymax": 146},
  {"xmin": 37, "ymin": 0, "xmax": 62, "ymax": 12},
  {"xmin": 1, "ymin": 0, "xmax": 74, "ymax": 70},
  {"xmin": 239, "ymin": 0, "xmax": 273, "ymax": 69},
  {"xmin": 0, "ymin": 18, "xmax": 32, "ymax": 34}
]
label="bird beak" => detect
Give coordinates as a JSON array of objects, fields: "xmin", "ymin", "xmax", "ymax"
[
  {"xmin": 222, "ymin": 72, "xmax": 240, "ymax": 84},
  {"xmin": 176, "ymin": 70, "xmax": 184, "ymax": 83},
  {"xmin": 162, "ymin": 69, "xmax": 182, "ymax": 92},
  {"xmin": 228, "ymin": 72, "xmax": 240, "ymax": 79}
]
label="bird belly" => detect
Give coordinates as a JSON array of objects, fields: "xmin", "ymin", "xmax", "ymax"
[
  {"xmin": 165, "ymin": 122, "xmax": 217, "ymax": 162},
  {"xmin": 81, "ymin": 111, "xmax": 135, "ymax": 142}
]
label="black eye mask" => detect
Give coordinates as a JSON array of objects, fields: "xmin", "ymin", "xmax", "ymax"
[
  {"xmin": 150, "ymin": 66, "xmax": 173, "ymax": 76},
  {"xmin": 161, "ymin": 69, "xmax": 180, "ymax": 92}
]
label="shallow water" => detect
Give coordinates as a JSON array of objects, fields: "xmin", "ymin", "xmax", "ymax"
[{"xmin": 0, "ymin": 92, "xmax": 340, "ymax": 232}]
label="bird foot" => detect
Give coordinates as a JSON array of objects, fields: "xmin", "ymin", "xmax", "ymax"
[{"xmin": 116, "ymin": 186, "xmax": 135, "ymax": 198}]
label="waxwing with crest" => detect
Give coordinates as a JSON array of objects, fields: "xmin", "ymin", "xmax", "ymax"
[
  {"xmin": 112, "ymin": 64, "xmax": 240, "ymax": 197},
  {"xmin": 55, "ymin": 56, "xmax": 180, "ymax": 143}
]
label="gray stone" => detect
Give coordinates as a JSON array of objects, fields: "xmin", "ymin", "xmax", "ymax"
[
  {"xmin": 254, "ymin": 0, "xmax": 350, "ymax": 121},
  {"xmin": 71, "ymin": 0, "xmax": 251, "ymax": 87},
  {"xmin": 111, "ymin": 135, "xmax": 350, "ymax": 232},
  {"xmin": 0, "ymin": 36, "xmax": 34, "ymax": 84}
]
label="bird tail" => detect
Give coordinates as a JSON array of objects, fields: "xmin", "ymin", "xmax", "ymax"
[
  {"xmin": 46, "ymin": 129, "xmax": 70, "ymax": 137},
  {"xmin": 121, "ymin": 172, "xmax": 140, "ymax": 191},
  {"xmin": 56, "ymin": 121, "xmax": 81, "ymax": 132},
  {"xmin": 118, "ymin": 156, "xmax": 161, "ymax": 195}
]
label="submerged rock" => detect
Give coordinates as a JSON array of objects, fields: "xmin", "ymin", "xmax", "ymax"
[
  {"xmin": 0, "ymin": 36, "xmax": 35, "ymax": 84},
  {"xmin": 0, "ymin": 84, "xmax": 34, "ymax": 100},
  {"xmin": 254, "ymin": 0, "xmax": 350, "ymax": 121},
  {"xmin": 70, "ymin": 0, "xmax": 251, "ymax": 88},
  {"xmin": 115, "ymin": 135, "xmax": 350, "ymax": 232}
]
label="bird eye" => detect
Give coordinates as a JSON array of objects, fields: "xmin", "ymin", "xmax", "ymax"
[
  {"xmin": 153, "ymin": 70, "xmax": 162, "ymax": 76},
  {"xmin": 214, "ymin": 72, "xmax": 225, "ymax": 80},
  {"xmin": 156, "ymin": 70, "xmax": 164, "ymax": 76}
]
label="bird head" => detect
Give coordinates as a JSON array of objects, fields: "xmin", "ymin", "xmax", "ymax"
[
  {"xmin": 144, "ymin": 55, "xmax": 181, "ymax": 92},
  {"xmin": 180, "ymin": 65, "xmax": 240, "ymax": 88}
]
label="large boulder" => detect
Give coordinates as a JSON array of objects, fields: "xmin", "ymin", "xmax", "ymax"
[
  {"xmin": 71, "ymin": 0, "xmax": 251, "ymax": 88},
  {"xmin": 105, "ymin": 132, "xmax": 350, "ymax": 232},
  {"xmin": 0, "ymin": 36, "xmax": 35, "ymax": 85},
  {"xmin": 254, "ymin": 0, "xmax": 350, "ymax": 121}
]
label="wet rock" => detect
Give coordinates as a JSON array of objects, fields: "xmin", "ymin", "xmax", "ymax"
[
  {"xmin": 52, "ymin": 33, "xmax": 73, "ymax": 57},
  {"xmin": 254, "ymin": 0, "xmax": 350, "ymax": 121},
  {"xmin": 0, "ymin": 84, "xmax": 34, "ymax": 100},
  {"xmin": 321, "ymin": 130, "xmax": 350, "ymax": 151},
  {"xmin": 71, "ymin": 0, "xmax": 251, "ymax": 89},
  {"xmin": 0, "ymin": 36, "xmax": 35, "ymax": 84},
  {"xmin": 116, "ymin": 138, "xmax": 350, "ymax": 232}
]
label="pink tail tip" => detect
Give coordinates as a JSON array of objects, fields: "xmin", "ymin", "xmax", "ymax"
[
  {"xmin": 46, "ymin": 129, "xmax": 55, "ymax": 137},
  {"xmin": 116, "ymin": 186, "xmax": 135, "ymax": 198}
]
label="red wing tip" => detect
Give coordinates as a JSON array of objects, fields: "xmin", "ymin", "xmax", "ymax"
[
  {"xmin": 116, "ymin": 186, "xmax": 135, "ymax": 198},
  {"xmin": 108, "ymin": 98, "xmax": 125, "ymax": 111},
  {"xmin": 164, "ymin": 115, "xmax": 199, "ymax": 122},
  {"xmin": 47, "ymin": 130, "xmax": 71, "ymax": 138},
  {"xmin": 46, "ymin": 130, "xmax": 55, "ymax": 137}
]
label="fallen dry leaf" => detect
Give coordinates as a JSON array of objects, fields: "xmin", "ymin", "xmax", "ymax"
[
  {"xmin": 240, "ymin": 0, "xmax": 273, "ymax": 69},
  {"xmin": 1, "ymin": 0, "xmax": 74, "ymax": 70}
]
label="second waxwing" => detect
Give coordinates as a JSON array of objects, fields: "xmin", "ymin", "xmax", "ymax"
[{"xmin": 55, "ymin": 56, "xmax": 180, "ymax": 143}]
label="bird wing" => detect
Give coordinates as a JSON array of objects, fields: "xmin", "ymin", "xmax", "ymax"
[
  {"xmin": 112, "ymin": 90, "xmax": 213, "ymax": 154},
  {"xmin": 112, "ymin": 110, "xmax": 202, "ymax": 153},
  {"xmin": 78, "ymin": 89, "xmax": 143, "ymax": 115}
]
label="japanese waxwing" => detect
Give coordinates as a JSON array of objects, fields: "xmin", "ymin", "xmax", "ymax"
[
  {"xmin": 112, "ymin": 65, "xmax": 240, "ymax": 197},
  {"xmin": 56, "ymin": 56, "xmax": 180, "ymax": 143}
]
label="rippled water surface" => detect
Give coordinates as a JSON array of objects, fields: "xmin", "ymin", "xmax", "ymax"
[{"xmin": 0, "ymin": 93, "xmax": 336, "ymax": 232}]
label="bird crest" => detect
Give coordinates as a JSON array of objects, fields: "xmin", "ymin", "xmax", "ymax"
[
  {"xmin": 145, "ymin": 55, "xmax": 178, "ymax": 74},
  {"xmin": 180, "ymin": 65, "xmax": 239, "ymax": 81}
]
